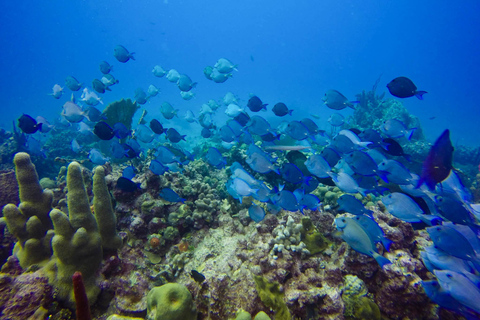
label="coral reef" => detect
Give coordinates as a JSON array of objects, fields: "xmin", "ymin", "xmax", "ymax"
[
  {"xmin": 146, "ymin": 283, "xmax": 197, "ymax": 320},
  {"xmin": 254, "ymin": 275, "xmax": 291, "ymax": 320},
  {"xmin": 2, "ymin": 152, "xmax": 121, "ymax": 308},
  {"xmin": 102, "ymin": 98, "xmax": 140, "ymax": 130},
  {"xmin": 351, "ymin": 85, "xmax": 424, "ymax": 141},
  {"xmin": 0, "ymin": 169, "xmax": 19, "ymax": 210}
]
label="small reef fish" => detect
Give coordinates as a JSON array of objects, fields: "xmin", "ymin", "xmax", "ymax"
[
  {"xmin": 149, "ymin": 160, "xmax": 168, "ymax": 175},
  {"xmin": 387, "ymin": 76, "xmax": 427, "ymax": 99},
  {"xmin": 114, "ymin": 45, "xmax": 135, "ymax": 63},
  {"xmin": 101, "ymin": 74, "xmax": 119, "ymax": 87},
  {"xmin": 323, "ymin": 90, "xmax": 358, "ymax": 110},
  {"xmin": 99, "ymin": 61, "xmax": 113, "ymax": 74},
  {"xmin": 152, "ymin": 65, "xmax": 166, "ymax": 77},
  {"xmin": 225, "ymin": 104, "xmax": 244, "ymax": 118},
  {"xmin": 149, "ymin": 119, "xmax": 167, "ymax": 135},
  {"xmin": 166, "ymin": 128, "xmax": 186, "ymax": 143},
  {"xmin": 88, "ymin": 148, "xmax": 109, "ymax": 165},
  {"xmin": 416, "ymin": 129, "xmax": 453, "ymax": 191},
  {"xmin": 214, "ymin": 58, "xmax": 237, "ymax": 73},
  {"xmin": 160, "ymin": 102, "xmax": 178, "ymax": 119},
  {"xmin": 180, "ymin": 91, "xmax": 195, "ymax": 100},
  {"xmin": 247, "ymin": 96, "xmax": 267, "ymax": 112},
  {"xmin": 248, "ymin": 204, "xmax": 266, "ymax": 223},
  {"xmin": 166, "ymin": 69, "xmax": 180, "ymax": 82},
  {"xmin": 113, "ymin": 123, "xmax": 131, "ymax": 139},
  {"xmin": 92, "ymin": 79, "xmax": 111, "ymax": 94},
  {"xmin": 272, "ymin": 102, "xmax": 293, "ymax": 117},
  {"xmin": 380, "ymin": 119, "xmax": 416, "ymax": 140},
  {"xmin": 147, "ymin": 84, "xmax": 159, "ymax": 97},
  {"xmin": 336, "ymin": 194, "xmax": 373, "ymax": 217},
  {"xmin": 18, "ymin": 114, "xmax": 41, "ymax": 134},
  {"xmin": 210, "ymin": 68, "xmax": 232, "ymax": 83},
  {"xmin": 191, "ymin": 270, "xmax": 205, "ymax": 283},
  {"xmin": 116, "ymin": 177, "xmax": 140, "ymax": 192},
  {"xmin": 50, "ymin": 84, "xmax": 63, "ymax": 99},
  {"xmin": 159, "ymin": 188, "xmax": 185, "ymax": 203},
  {"xmin": 62, "ymin": 101, "xmax": 86, "ymax": 123},
  {"xmin": 93, "ymin": 121, "xmax": 115, "ymax": 140},
  {"xmin": 81, "ymin": 88, "xmax": 103, "ymax": 106},
  {"xmin": 177, "ymin": 74, "xmax": 197, "ymax": 92},
  {"xmin": 334, "ymin": 217, "xmax": 391, "ymax": 268},
  {"xmin": 65, "ymin": 76, "xmax": 83, "ymax": 91}
]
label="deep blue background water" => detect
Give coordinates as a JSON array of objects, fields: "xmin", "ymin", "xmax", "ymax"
[{"xmin": 1, "ymin": 1, "xmax": 479, "ymax": 147}]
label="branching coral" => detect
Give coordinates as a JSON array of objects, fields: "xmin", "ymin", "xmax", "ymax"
[{"xmin": 3, "ymin": 152, "xmax": 121, "ymax": 307}]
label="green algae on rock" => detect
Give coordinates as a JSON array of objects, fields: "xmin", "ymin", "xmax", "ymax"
[{"xmin": 254, "ymin": 275, "xmax": 291, "ymax": 320}]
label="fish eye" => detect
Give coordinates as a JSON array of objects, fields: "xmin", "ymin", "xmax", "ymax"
[{"xmin": 446, "ymin": 274, "xmax": 452, "ymax": 278}]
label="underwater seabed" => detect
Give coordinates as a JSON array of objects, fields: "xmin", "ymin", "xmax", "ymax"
[{"xmin": 0, "ymin": 151, "xmax": 478, "ymax": 320}]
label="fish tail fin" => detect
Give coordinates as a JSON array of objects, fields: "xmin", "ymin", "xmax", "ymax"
[
  {"xmin": 348, "ymin": 101, "xmax": 360, "ymax": 110},
  {"xmin": 406, "ymin": 128, "xmax": 417, "ymax": 140},
  {"xmin": 181, "ymin": 135, "xmax": 187, "ymax": 141},
  {"xmin": 381, "ymin": 238, "xmax": 394, "ymax": 252},
  {"xmin": 419, "ymin": 214, "xmax": 443, "ymax": 226},
  {"xmin": 373, "ymin": 252, "xmax": 391, "ymax": 268},
  {"xmin": 288, "ymin": 109, "xmax": 294, "ymax": 116},
  {"xmin": 358, "ymin": 141, "xmax": 372, "ymax": 149},
  {"xmin": 415, "ymin": 91, "xmax": 427, "ymax": 100},
  {"xmin": 377, "ymin": 170, "xmax": 389, "ymax": 183},
  {"xmin": 130, "ymin": 52, "xmax": 136, "ymax": 60}
]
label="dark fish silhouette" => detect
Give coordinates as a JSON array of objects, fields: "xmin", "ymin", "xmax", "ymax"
[
  {"xmin": 247, "ymin": 96, "xmax": 267, "ymax": 112},
  {"xmin": 116, "ymin": 177, "xmax": 139, "ymax": 192},
  {"xmin": 150, "ymin": 119, "xmax": 167, "ymax": 134},
  {"xmin": 191, "ymin": 270, "xmax": 205, "ymax": 283},
  {"xmin": 94, "ymin": 121, "xmax": 115, "ymax": 140},
  {"xmin": 387, "ymin": 77, "xmax": 427, "ymax": 99},
  {"xmin": 382, "ymin": 138, "xmax": 411, "ymax": 161},
  {"xmin": 18, "ymin": 114, "xmax": 41, "ymax": 134},
  {"xmin": 417, "ymin": 129, "xmax": 453, "ymax": 190},
  {"xmin": 272, "ymin": 102, "xmax": 293, "ymax": 116}
]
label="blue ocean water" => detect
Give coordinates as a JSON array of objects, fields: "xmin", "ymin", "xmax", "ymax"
[{"xmin": 0, "ymin": 0, "xmax": 479, "ymax": 146}]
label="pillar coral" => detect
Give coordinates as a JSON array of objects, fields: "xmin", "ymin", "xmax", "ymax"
[{"xmin": 2, "ymin": 152, "xmax": 122, "ymax": 307}]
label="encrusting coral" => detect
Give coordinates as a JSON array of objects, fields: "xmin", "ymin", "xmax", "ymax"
[
  {"xmin": 2, "ymin": 152, "xmax": 122, "ymax": 307},
  {"xmin": 146, "ymin": 282, "xmax": 197, "ymax": 320}
]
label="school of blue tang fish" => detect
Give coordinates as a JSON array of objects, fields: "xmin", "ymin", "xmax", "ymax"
[{"xmin": 7, "ymin": 44, "xmax": 480, "ymax": 319}]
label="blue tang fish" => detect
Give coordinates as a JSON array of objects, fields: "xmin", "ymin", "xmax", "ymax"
[
  {"xmin": 249, "ymin": 204, "xmax": 266, "ymax": 222},
  {"xmin": 149, "ymin": 160, "xmax": 169, "ymax": 175},
  {"xmin": 89, "ymin": 148, "xmax": 109, "ymax": 165},
  {"xmin": 220, "ymin": 125, "xmax": 236, "ymax": 142},
  {"xmin": 116, "ymin": 177, "xmax": 140, "ymax": 192},
  {"xmin": 155, "ymin": 146, "xmax": 181, "ymax": 165},
  {"xmin": 270, "ymin": 190, "xmax": 300, "ymax": 212},
  {"xmin": 205, "ymin": 147, "xmax": 226, "ymax": 169},
  {"xmin": 159, "ymin": 188, "xmax": 185, "ymax": 203},
  {"xmin": 285, "ymin": 121, "xmax": 310, "ymax": 140},
  {"xmin": 334, "ymin": 216, "xmax": 391, "ymax": 268},
  {"xmin": 122, "ymin": 166, "xmax": 137, "ymax": 180},
  {"xmin": 247, "ymin": 115, "xmax": 272, "ymax": 136},
  {"xmin": 434, "ymin": 270, "xmax": 480, "ymax": 314},
  {"xmin": 113, "ymin": 123, "xmax": 131, "ymax": 139},
  {"xmin": 337, "ymin": 194, "xmax": 373, "ymax": 217},
  {"xmin": 247, "ymin": 96, "xmax": 267, "ymax": 112},
  {"xmin": 352, "ymin": 215, "xmax": 393, "ymax": 251}
]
